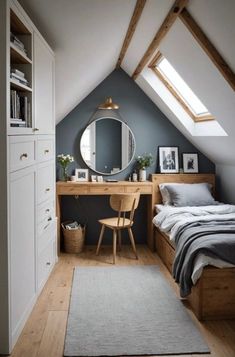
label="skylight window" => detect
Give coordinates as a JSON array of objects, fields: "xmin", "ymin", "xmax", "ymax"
[{"xmin": 149, "ymin": 52, "xmax": 214, "ymax": 122}]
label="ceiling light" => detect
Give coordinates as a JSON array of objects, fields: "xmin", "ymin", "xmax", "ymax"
[{"xmin": 98, "ymin": 97, "xmax": 119, "ymax": 110}]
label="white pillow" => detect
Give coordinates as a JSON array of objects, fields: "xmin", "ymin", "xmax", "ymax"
[{"xmin": 159, "ymin": 183, "xmax": 182, "ymax": 205}]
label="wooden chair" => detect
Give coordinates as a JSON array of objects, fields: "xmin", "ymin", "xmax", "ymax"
[{"xmin": 96, "ymin": 193, "xmax": 140, "ymax": 264}]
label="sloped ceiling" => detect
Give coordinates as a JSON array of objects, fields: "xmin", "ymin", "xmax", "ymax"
[{"xmin": 18, "ymin": 0, "xmax": 235, "ymax": 165}]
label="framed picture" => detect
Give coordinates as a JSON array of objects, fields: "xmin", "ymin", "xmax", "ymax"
[
  {"xmin": 182, "ymin": 153, "xmax": 199, "ymax": 173},
  {"xmin": 75, "ymin": 168, "xmax": 89, "ymax": 182},
  {"xmin": 158, "ymin": 146, "xmax": 179, "ymax": 173}
]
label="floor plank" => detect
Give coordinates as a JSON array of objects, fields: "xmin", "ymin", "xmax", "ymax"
[{"xmin": 9, "ymin": 245, "xmax": 235, "ymax": 357}]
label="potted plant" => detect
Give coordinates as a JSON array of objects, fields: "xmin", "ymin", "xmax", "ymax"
[
  {"xmin": 57, "ymin": 154, "xmax": 74, "ymax": 181},
  {"xmin": 136, "ymin": 153, "xmax": 154, "ymax": 181}
]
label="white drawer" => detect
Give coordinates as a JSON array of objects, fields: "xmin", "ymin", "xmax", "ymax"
[
  {"xmin": 9, "ymin": 136, "xmax": 36, "ymax": 172},
  {"xmin": 37, "ymin": 162, "xmax": 55, "ymax": 204},
  {"xmin": 38, "ymin": 240, "xmax": 55, "ymax": 291},
  {"xmin": 37, "ymin": 220, "xmax": 56, "ymax": 254},
  {"xmin": 37, "ymin": 199, "xmax": 55, "ymax": 225},
  {"xmin": 37, "ymin": 137, "xmax": 54, "ymax": 163},
  {"xmin": 37, "ymin": 215, "xmax": 54, "ymax": 238}
]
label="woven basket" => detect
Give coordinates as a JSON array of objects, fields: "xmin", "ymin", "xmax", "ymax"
[{"xmin": 62, "ymin": 221, "xmax": 85, "ymax": 253}]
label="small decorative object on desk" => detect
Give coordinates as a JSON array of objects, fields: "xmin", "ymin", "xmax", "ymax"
[
  {"xmin": 136, "ymin": 153, "xmax": 153, "ymax": 181},
  {"xmin": 57, "ymin": 154, "xmax": 74, "ymax": 181},
  {"xmin": 132, "ymin": 170, "xmax": 138, "ymax": 182},
  {"xmin": 75, "ymin": 168, "xmax": 89, "ymax": 182}
]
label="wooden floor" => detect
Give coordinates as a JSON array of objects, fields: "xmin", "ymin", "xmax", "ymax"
[{"xmin": 9, "ymin": 245, "xmax": 235, "ymax": 357}]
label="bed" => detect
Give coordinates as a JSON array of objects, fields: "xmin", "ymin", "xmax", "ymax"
[{"xmin": 151, "ymin": 173, "xmax": 235, "ymax": 320}]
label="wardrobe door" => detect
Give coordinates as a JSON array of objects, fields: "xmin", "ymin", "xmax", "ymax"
[
  {"xmin": 34, "ymin": 32, "xmax": 55, "ymax": 134},
  {"xmin": 10, "ymin": 166, "xmax": 36, "ymax": 345}
]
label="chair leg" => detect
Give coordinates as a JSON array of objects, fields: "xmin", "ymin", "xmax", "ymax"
[
  {"xmin": 113, "ymin": 229, "xmax": 117, "ymax": 264},
  {"xmin": 127, "ymin": 227, "xmax": 138, "ymax": 259},
  {"xmin": 96, "ymin": 224, "xmax": 105, "ymax": 255},
  {"xmin": 117, "ymin": 230, "xmax": 122, "ymax": 251}
]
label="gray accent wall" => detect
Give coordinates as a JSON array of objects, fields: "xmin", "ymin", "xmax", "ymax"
[
  {"xmin": 56, "ymin": 69, "xmax": 215, "ymax": 245},
  {"xmin": 216, "ymin": 164, "xmax": 235, "ymax": 204}
]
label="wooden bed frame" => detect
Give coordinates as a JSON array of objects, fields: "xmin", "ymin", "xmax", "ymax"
[{"xmin": 151, "ymin": 173, "xmax": 235, "ymax": 320}]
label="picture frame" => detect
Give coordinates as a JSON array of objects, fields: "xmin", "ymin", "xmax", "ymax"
[
  {"xmin": 158, "ymin": 146, "xmax": 179, "ymax": 173},
  {"xmin": 75, "ymin": 168, "xmax": 89, "ymax": 182},
  {"xmin": 182, "ymin": 153, "xmax": 199, "ymax": 173}
]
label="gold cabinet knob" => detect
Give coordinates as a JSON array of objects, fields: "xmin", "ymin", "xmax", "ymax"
[{"xmin": 20, "ymin": 153, "xmax": 28, "ymax": 160}]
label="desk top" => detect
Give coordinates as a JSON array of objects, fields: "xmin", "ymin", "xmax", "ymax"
[{"xmin": 56, "ymin": 180, "xmax": 153, "ymax": 195}]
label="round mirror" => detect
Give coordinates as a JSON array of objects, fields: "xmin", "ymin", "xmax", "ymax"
[{"xmin": 80, "ymin": 117, "xmax": 135, "ymax": 175}]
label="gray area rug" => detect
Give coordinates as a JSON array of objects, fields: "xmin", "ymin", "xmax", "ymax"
[{"xmin": 64, "ymin": 266, "xmax": 210, "ymax": 356}]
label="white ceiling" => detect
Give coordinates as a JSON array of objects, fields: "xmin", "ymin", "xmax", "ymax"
[{"xmin": 18, "ymin": 0, "xmax": 235, "ymax": 165}]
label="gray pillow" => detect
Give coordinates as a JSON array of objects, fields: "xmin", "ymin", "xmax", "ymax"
[{"xmin": 164, "ymin": 183, "xmax": 215, "ymax": 207}]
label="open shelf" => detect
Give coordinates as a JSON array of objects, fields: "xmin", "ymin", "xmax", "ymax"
[
  {"xmin": 10, "ymin": 79, "xmax": 32, "ymax": 92},
  {"xmin": 9, "ymin": 7, "xmax": 33, "ymax": 132},
  {"xmin": 10, "ymin": 9, "xmax": 30, "ymax": 34},
  {"xmin": 10, "ymin": 43, "xmax": 32, "ymax": 64}
]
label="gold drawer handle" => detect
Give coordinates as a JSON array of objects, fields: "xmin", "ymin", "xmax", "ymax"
[
  {"xmin": 44, "ymin": 149, "xmax": 50, "ymax": 154},
  {"xmin": 45, "ymin": 188, "xmax": 50, "ymax": 192},
  {"xmin": 33, "ymin": 128, "xmax": 39, "ymax": 132},
  {"xmin": 20, "ymin": 153, "xmax": 28, "ymax": 160}
]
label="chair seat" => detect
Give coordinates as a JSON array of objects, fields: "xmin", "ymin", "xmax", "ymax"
[{"xmin": 99, "ymin": 217, "xmax": 132, "ymax": 228}]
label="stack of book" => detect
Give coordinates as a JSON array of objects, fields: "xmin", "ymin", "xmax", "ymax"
[
  {"xmin": 10, "ymin": 68, "xmax": 29, "ymax": 87},
  {"xmin": 10, "ymin": 32, "xmax": 27, "ymax": 56},
  {"xmin": 10, "ymin": 90, "xmax": 31, "ymax": 128}
]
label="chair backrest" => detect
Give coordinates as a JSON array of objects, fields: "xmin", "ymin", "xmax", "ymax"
[{"xmin": 110, "ymin": 193, "xmax": 140, "ymax": 226}]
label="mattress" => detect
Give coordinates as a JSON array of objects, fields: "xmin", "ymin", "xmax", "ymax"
[{"xmin": 153, "ymin": 204, "xmax": 235, "ymax": 284}]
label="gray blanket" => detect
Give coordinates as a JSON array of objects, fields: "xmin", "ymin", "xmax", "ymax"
[{"xmin": 172, "ymin": 220, "xmax": 235, "ymax": 297}]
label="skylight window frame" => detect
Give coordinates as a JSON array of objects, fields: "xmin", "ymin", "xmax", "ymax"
[{"xmin": 148, "ymin": 52, "xmax": 214, "ymax": 122}]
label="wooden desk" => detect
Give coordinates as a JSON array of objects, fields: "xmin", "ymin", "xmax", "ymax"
[{"xmin": 56, "ymin": 181, "xmax": 154, "ymax": 253}]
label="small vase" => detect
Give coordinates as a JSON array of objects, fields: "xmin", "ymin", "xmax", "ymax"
[
  {"xmin": 61, "ymin": 166, "xmax": 69, "ymax": 181},
  {"xmin": 139, "ymin": 168, "xmax": 147, "ymax": 182}
]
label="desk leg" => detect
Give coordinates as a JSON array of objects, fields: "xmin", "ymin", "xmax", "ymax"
[
  {"xmin": 56, "ymin": 194, "xmax": 61, "ymax": 256},
  {"xmin": 147, "ymin": 195, "xmax": 155, "ymax": 251}
]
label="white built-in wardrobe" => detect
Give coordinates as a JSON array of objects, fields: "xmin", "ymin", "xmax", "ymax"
[{"xmin": 0, "ymin": 0, "xmax": 56, "ymax": 353}]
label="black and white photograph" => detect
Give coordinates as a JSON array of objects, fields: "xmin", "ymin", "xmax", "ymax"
[
  {"xmin": 182, "ymin": 153, "xmax": 199, "ymax": 173},
  {"xmin": 158, "ymin": 146, "xmax": 179, "ymax": 173},
  {"xmin": 75, "ymin": 168, "xmax": 89, "ymax": 181}
]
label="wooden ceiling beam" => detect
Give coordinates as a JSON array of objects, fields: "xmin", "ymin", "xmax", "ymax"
[
  {"xmin": 179, "ymin": 8, "xmax": 235, "ymax": 91},
  {"xmin": 132, "ymin": 0, "xmax": 188, "ymax": 80},
  {"xmin": 116, "ymin": 0, "xmax": 146, "ymax": 68}
]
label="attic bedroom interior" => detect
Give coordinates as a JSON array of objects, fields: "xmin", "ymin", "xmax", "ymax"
[{"xmin": 1, "ymin": 0, "xmax": 235, "ymax": 356}]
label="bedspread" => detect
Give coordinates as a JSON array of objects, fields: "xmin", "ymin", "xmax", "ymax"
[
  {"xmin": 153, "ymin": 204, "xmax": 235, "ymax": 297},
  {"xmin": 173, "ymin": 220, "xmax": 235, "ymax": 297}
]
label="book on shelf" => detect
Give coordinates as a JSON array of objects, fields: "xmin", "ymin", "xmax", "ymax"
[
  {"xmin": 10, "ymin": 90, "xmax": 31, "ymax": 127},
  {"xmin": 10, "ymin": 118, "xmax": 24, "ymax": 122},
  {"xmin": 10, "ymin": 32, "xmax": 27, "ymax": 55},
  {"xmin": 10, "ymin": 122, "xmax": 27, "ymax": 127},
  {"xmin": 11, "ymin": 68, "xmax": 25, "ymax": 78},
  {"xmin": 10, "ymin": 74, "xmax": 29, "ymax": 86}
]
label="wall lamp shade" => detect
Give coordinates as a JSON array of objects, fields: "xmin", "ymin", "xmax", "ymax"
[{"xmin": 98, "ymin": 97, "xmax": 119, "ymax": 110}]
